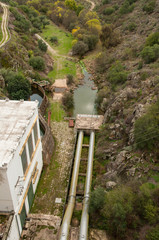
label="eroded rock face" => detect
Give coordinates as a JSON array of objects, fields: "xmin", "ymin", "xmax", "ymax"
[
  {"xmin": 106, "ymin": 181, "xmax": 117, "ymax": 190},
  {"xmin": 89, "ymin": 229, "xmax": 108, "ymax": 240}
]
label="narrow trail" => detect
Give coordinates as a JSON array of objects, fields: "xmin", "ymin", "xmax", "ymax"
[
  {"xmin": 0, "ymin": 2, "xmax": 10, "ymax": 48},
  {"xmin": 85, "ymin": 0, "xmax": 95, "ymax": 11}
]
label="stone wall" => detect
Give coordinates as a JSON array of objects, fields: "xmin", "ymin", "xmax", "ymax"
[
  {"xmin": 32, "ymin": 82, "xmax": 54, "ymax": 166},
  {"xmin": 31, "ymin": 82, "xmax": 48, "ymax": 115}
]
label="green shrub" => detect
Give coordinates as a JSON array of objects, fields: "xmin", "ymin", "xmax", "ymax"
[
  {"xmin": 62, "ymin": 92, "xmax": 74, "ymax": 111},
  {"xmin": 141, "ymin": 45, "xmax": 159, "ymax": 63},
  {"xmin": 145, "ymin": 32, "xmax": 159, "ymax": 46},
  {"xmin": 89, "ymin": 187, "xmax": 106, "ymax": 214},
  {"xmin": 72, "ymin": 41, "xmax": 88, "ymax": 57},
  {"xmin": 83, "ymin": 34, "xmax": 98, "ymax": 51},
  {"xmin": 38, "ymin": 39, "xmax": 47, "ymax": 52},
  {"xmin": 102, "ymin": 0, "xmax": 110, "ymax": 4},
  {"xmin": 3, "ymin": 71, "xmax": 31, "ymax": 100},
  {"xmin": 66, "ymin": 74, "xmax": 74, "ymax": 85},
  {"xmin": 120, "ymin": 0, "xmax": 135, "ymax": 15},
  {"xmin": 144, "ymin": 200, "xmax": 158, "ymax": 224},
  {"xmin": 113, "ymin": 4, "xmax": 119, "ymax": 10},
  {"xmin": 134, "ymin": 100, "xmax": 159, "ymax": 149},
  {"xmin": 128, "ymin": 22, "xmax": 137, "ymax": 32},
  {"xmin": 140, "ymin": 71, "xmax": 149, "ymax": 80},
  {"xmin": 146, "ymin": 226, "xmax": 159, "ymax": 240},
  {"xmin": 10, "ymin": 7, "xmax": 31, "ymax": 33},
  {"xmin": 143, "ymin": 0, "xmax": 156, "ymax": 14},
  {"xmin": 107, "ymin": 61, "xmax": 128, "ymax": 86},
  {"xmin": 29, "ymin": 56, "xmax": 45, "ymax": 71},
  {"xmin": 100, "ymin": 24, "xmax": 120, "ymax": 48},
  {"xmin": 138, "ymin": 61, "xmax": 143, "ymax": 69},
  {"xmin": 50, "ymin": 36, "xmax": 58, "ymax": 44},
  {"xmin": 103, "ymin": 7, "xmax": 114, "ymax": 15},
  {"xmin": 102, "ymin": 186, "xmax": 135, "ymax": 237}
]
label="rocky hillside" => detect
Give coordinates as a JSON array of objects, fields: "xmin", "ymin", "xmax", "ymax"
[
  {"xmin": 86, "ymin": 0, "xmax": 159, "ymax": 239},
  {"xmin": 0, "ymin": 2, "xmax": 53, "ymax": 99}
]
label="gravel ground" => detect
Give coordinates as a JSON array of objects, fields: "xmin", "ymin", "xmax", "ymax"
[{"xmin": 31, "ymin": 121, "xmax": 74, "ymax": 216}]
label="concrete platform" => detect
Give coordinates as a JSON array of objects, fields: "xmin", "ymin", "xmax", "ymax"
[{"xmin": 75, "ymin": 114, "xmax": 104, "ymax": 130}]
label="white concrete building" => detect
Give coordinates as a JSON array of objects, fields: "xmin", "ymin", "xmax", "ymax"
[{"xmin": 0, "ymin": 100, "xmax": 43, "ymax": 239}]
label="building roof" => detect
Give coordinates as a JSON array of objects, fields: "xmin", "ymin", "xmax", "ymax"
[
  {"xmin": 75, "ymin": 114, "xmax": 104, "ymax": 130},
  {"xmin": 0, "ymin": 100, "xmax": 38, "ymax": 168},
  {"xmin": 52, "ymin": 79, "xmax": 67, "ymax": 89}
]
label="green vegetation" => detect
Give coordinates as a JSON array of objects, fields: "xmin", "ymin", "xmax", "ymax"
[
  {"xmin": 143, "ymin": 0, "xmax": 156, "ymax": 14},
  {"xmin": 41, "ymin": 23, "xmax": 73, "ymax": 55},
  {"xmin": 72, "ymin": 40, "xmax": 88, "ymax": 57},
  {"xmin": 89, "ymin": 187, "xmax": 105, "ymax": 214},
  {"xmin": 134, "ymin": 100, "xmax": 159, "ymax": 149},
  {"xmin": 90, "ymin": 183, "xmax": 159, "ymax": 239},
  {"xmin": 119, "ymin": 0, "xmax": 135, "ymax": 15},
  {"xmin": 47, "ymin": 102, "xmax": 65, "ymax": 122},
  {"xmin": 128, "ymin": 22, "xmax": 137, "ymax": 32},
  {"xmin": 1, "ymin": 69, "xmax": 31, "ymax": 100},
  {"xmin": 10, "ymin": 7, "xmax": 31, "ymax": 33},
  {"xmin": 100, "ymin": 24, "xmax": 120, "ymax": 48},
  {"xmin": 38, "ymin": 39, "xmax": 47, "ymax": 52},
  {"xmin": 50, "ymin": 36, "xmax": 58, "ymax": 44},
  {"xmin": 62, "ymin": 92, "xmax": 74, "ymax": 112},
  {"xmin": 66, "ymin": 74, "xmax": 74, "ymax": 85},
  {"xmin": 19, "ymin": 5, "xmax": 49, "ymax": 30},
  {"xmin": 48, "ymin": 57, "xmax": 76, "ymax": 80},
  {"xmin": 29, "ymin": 56, "xmax": 45, "ymax": 71},
  {"xmin": 145, "ymin": 32, "xmax": 159, "ymax": 46},
  {"xmin": 103, "ymin": 7, "xmax": 115, "ymax": 15},
  {"xmin": 141, "ymin": 45, "xmax": 159, "ymax": 63},
  {"xmin": 146, "ymin": 226, "xmax": 159, "ymax": 240},
  {"xmin": 107, "ymin": 61, "xmax": 128, "ymax": 87}
]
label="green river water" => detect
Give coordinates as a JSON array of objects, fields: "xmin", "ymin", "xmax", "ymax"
[{"xmin": 73, "ymin": 62, "xmax": 97, "ymax": 117}]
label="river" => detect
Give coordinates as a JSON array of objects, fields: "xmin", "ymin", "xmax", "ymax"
[{"xmin": 73, "ymin": 63, "xmax": 97, "ymax": 117}]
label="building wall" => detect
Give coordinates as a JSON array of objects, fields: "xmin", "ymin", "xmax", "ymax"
[
  {"xmin": 0, "ymin": 169, "xmax": 13, "ymax": 211},
  {"xmin": 7, "ymin": 215, "xmax": 20, "ymax": 240},
  {"xmin": 0, "ymin": 106, "xmax": 43, "ymax": 239}
]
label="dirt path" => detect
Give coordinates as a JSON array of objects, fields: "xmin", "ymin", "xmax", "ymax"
[
  {"xmin": 32, "ymin": 121, "xmax": 74, "ymax": 216},
  {"xmin": 85, "ymin": 0, "xmax": 95, "ymax": 11},
  {"xmin": 0, "ymin": 2, "xmax": 10, "ymax": 48}
]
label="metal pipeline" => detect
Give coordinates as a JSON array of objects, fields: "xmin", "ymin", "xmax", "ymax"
[
  {"xmin": 79, "ymin": 131, "xmax": 95, "ymax": 240},
  {"xmin": 59, "ymin": 130, "xmax": 84, "ymax": 240}
]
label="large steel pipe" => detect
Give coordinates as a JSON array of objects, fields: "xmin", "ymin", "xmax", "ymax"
[
  {"xmin": 79, "ymin": 131, "xmax": 95, "ymax": 240},
  {"xmin": 59, "ymin": 131, "xmax": 84, "ymax": 240}
]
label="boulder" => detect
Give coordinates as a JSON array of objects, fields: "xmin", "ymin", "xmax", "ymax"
[{"xmin": 106, "ymin": 181, "xmax": 117, "ymax": 190}]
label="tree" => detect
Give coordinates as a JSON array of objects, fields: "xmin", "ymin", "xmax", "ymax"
[
  {"xmin": 83, "ymin": 34, "xmax": 98, "ymax": 50},
  {"xmin": 100, "ymin": 24, "xmax": 120, "ymax": 48},
  {"xmin": 65, "ymin": 0, "xmax": 77, "ymax": 11},
  {"xmin": 72, "ymin": 41, "xmax": 88, "ymax": 56},
  {"xmin": 102, "ymin": 186, "xmax": 134, "ymax": 237},
  {"xmin": 67, "ymin": 74, "xmax": 74, "ymax": 85},
  {"xmin": 62, "ymin": 92, "xmax": 74, "ymax": 111},
  {"xmin": 86, "ymin": 19, "xmax": 101, "ymax": 35},
  {"xmin": 6, "ymin": 72, "xmax": 31, "ymax": 100},
  {"xmin": 38, "ymin": 39, "xmax": 47, "ymax": 52},
  {"xmin": 107, "ymin": 61, "xmax": 128, "ymax": 86},
  {"xmin": 29, "ymin": 56, "xmax": 45, "ymax": 71},
  {"xmin": 141, "ymin": 44, "xmax": 159, "ymax": 63}
]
